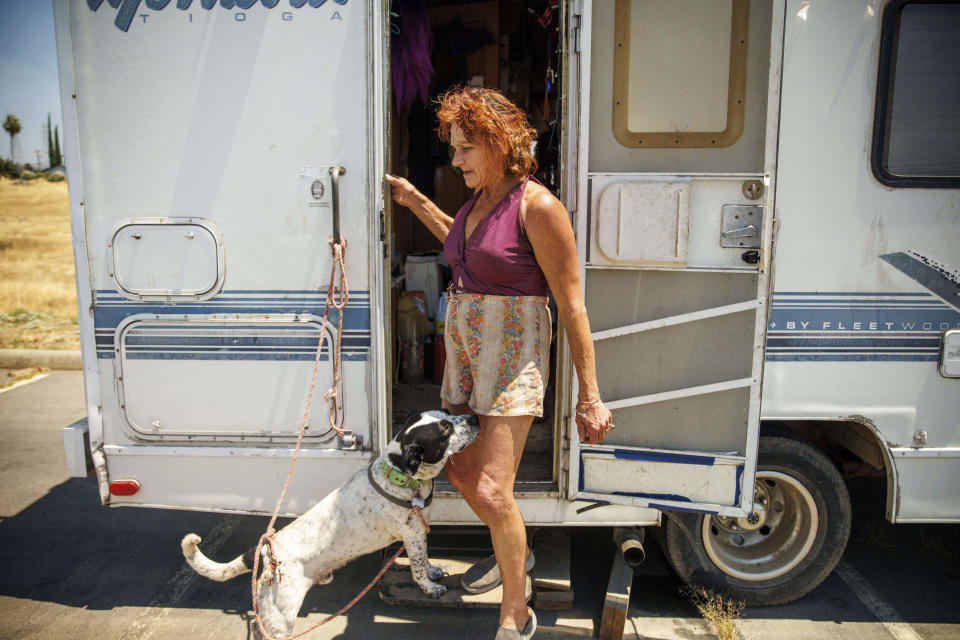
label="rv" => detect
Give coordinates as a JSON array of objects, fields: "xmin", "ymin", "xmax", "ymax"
[{"xmin": 56, "ymin": 0, "xmax": 959, "ymax": 605}]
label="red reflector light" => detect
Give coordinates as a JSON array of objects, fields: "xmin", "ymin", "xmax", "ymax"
[{"xmin": 109, "ymin": 479, "xmax": 140, "ymax": 496}]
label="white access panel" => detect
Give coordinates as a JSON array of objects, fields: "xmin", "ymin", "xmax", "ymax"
[{"xmin": 593, "ymin": 181, "xmax": 689, "ymax": 267}]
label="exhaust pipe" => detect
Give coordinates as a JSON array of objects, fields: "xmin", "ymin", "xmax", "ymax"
[{"xmin": 613, "ymin": 527, "xmax": 646, "ymax": 567}]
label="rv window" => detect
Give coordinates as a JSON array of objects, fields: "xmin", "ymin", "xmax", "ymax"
[
  {"xmin": 611, "ymin": 0, "xmax": 749, "ymax": 148},
  {"xmin": 872, "ymin": 0, "xmax": 960, "ymax": 187}
]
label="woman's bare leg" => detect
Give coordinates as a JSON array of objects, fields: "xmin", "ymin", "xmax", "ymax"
[{"xmin": 444, "ymin": 401, "xmax": 533, "ymax": 630}]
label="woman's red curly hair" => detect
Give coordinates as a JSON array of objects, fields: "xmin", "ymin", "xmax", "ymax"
[{"xmin": 436, "ymin": 86, "xmax": 538, "ymax": 178}]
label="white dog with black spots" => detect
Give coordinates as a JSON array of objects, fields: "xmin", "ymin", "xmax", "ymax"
[{"xmin": 181, "ymin": 409, "xmax": 480, "ymax": 638}]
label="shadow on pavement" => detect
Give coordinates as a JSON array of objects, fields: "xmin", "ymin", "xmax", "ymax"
[
  {"xmin": 2, "ymin": 474, "xmax": 957, "ymax": 636},
  {"xmin": 0, "ymin": 475, "xmax": 498, "ymax": 639},
  {"xmin": 0, "ymin": 475, "xmax": 224, "ymax": 610}
]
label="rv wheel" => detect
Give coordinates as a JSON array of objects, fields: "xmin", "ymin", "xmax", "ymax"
[{"xmin": 662, "ymin": 434, "xmax": 851, "ymax": 606}]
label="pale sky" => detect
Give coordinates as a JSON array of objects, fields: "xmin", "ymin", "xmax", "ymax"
[{"xmin": 0, "ymin": 1, "xmax": 63, "ymax": 167}]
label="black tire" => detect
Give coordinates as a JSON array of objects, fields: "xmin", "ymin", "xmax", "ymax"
[{"xmin": 662, "ymin": 434, "xmax": 851, "ymax": 606}]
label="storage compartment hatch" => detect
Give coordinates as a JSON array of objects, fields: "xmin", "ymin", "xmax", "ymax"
[
  {"xmin": 110, "ymin": 218, "xmax": 224, "ymax": 300},
  {"xmin": 117, "ymin": 317, "xmax": 342, "ymax": 441}
]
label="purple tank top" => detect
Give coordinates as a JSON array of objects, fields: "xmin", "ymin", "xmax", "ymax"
[{"xmin": 444, "ymin": 176, "xmax": 550, "ymax": 297}]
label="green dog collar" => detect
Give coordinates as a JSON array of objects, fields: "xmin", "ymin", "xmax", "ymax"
[{"xmin": 380, "ymin": 461, "xmax": 424, "ymax": 490}]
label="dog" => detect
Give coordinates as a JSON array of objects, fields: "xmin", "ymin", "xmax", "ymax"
[{"xmin": 180, "ymin": 409, "xmax": 480, "ymax": 638}]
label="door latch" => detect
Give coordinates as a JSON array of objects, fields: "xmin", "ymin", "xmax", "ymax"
[
  {"xmin": 720, "ymin": 205, "xmax": 763, "ymax": 248},
  {"xmin": 722, "ymin": 224, "xmax": 758, "ymax": 239}
]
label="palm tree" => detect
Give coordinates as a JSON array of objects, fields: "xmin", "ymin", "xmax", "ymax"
[{"xmin": 4, "ymin": 114, "xmax": 22, "ymax": 162}]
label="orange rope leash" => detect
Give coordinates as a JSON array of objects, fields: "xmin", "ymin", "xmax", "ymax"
[{"xmin": 251, "ymin": 239, "xmax": 392, "ymax": 640}]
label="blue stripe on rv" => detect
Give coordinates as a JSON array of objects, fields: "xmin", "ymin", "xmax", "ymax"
[
  {"xmin": 765, "ymin": 292, "xmax": 959, "ymax": 362},
  {"xmin": 648, "ymin": 503, "xmax": 721, "ymax": 515},
  {"xmin": 91, "ymin": 290, "xmax": 373, "ymax": 360},
  {"xmin": 609, "ymin": 448, "xmax": 716, "ymax": 466},
  {"xmin": 766, "ymin": 353, "xmax": 936, "ymax": 362},
  {"xmin": 121, "ymin": 352, "xmax": 370, "ymax": 362},
  {"xmin": 93, "ymin": 306, "xmax": 371, "ymax": 331}
]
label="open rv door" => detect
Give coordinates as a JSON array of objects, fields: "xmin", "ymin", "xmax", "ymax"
[
  {"xmin": 55, "ymin": 0, "xmax": 388, "ymax": 512},
  {"xmin": 564, "ymin": 0, "xmax": 781, "ymax": 518}
]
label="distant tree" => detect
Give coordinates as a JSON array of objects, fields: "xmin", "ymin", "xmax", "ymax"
[
  {"xmin": 0, "ymin": 157, "xmax": 20, "ymax": 178},
  {"xmin": 3, "ymin": 114, "xmax": 21, "ymax": 162},
  {"xmin": 47, "ymin": 114, "xmax": 54, "ymax": 168},
  {"xmin": 53, "ymin": 125, "xmax": 62, "ymax": 166}
]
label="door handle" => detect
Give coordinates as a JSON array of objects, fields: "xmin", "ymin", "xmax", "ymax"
[
  {"xmin": 329, "ymin": 165, "xmax": 346, "ymax": 245},
  {"xmin": 721, "ymin": 224, "xmax": 758, "ymax": 239}
]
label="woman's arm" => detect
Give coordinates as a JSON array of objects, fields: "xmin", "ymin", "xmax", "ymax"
[
  {"xmin": 385, "ymin": 173, "xmax": 455, "ymax": 243},
  {"xmin": 523, "ymin": 188, "xmax": 614, "ymax": 444}
]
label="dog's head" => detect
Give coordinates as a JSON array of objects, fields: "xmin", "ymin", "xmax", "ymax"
[{"xmin": 386, "ymin": 409, "xmax": 481, "ymax": 479}]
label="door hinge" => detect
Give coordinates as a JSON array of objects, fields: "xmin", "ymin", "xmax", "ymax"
[
  {"xmin": 569, "ymin": 0, "xmax": 583, "ymax": 54},
  {"xmin": 379, "ymin": 209, "xmax": 388, "ymax": 259},
  {"xmin": 573, "ymin": 14, "xmax": 582, "ymax": 54}
]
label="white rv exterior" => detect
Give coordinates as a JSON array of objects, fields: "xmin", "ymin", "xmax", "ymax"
[{"xmin": 56, "ymin": 0, "xmax": 958, "ymax": 604}]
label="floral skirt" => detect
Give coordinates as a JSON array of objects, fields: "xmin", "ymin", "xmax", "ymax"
[{"xmin": 441, "ymin": 292, "xmax": 551, "ymax": 417}]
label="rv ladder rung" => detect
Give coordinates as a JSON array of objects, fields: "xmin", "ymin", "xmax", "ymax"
[
  {"xmin": 604, "ymin": 377, "xmax": 757, "ymax": 411},
  {"xmin": 591, "ymin": 298, "xmax": 765, "ymax": 341}
]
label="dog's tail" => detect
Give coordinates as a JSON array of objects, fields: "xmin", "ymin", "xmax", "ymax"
[{"xmin": 181, "ymin": 533, "xmax": 252, "ymax": 582}]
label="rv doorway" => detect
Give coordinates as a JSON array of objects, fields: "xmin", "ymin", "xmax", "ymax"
[{"xmin": 388, "ymin": 0, "xmax": 564, "ymax": 495}]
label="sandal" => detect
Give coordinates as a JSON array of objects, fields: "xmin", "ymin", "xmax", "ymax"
[
  {"xmin": 494, "ymin": 609, "xmax": 536, "ymax": 640},
  {"xmin": 460, "ymin": 549, "xmax": 535, "ymax": 595}
]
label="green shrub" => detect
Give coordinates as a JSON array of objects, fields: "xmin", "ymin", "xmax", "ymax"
[
  {"xmin": 0, "ymin": 157, "xmax": 20, "ymax": 178},
  {"xmin": 19, "ymin": 169, "xmax": 38, "ymax": 180},
  {"xmin": 46, "ymin": 171, "xmax": 66, "ymax": 182}
]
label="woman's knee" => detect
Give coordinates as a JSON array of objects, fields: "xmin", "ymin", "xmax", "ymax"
[{"xmin": 473, "ymin": 472, "xmax": 516, "ymax": 521}]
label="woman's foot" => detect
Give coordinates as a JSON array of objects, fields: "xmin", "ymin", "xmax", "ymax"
[
  {"xmin": 461, "ymin": 549, "xmax": 535, "ymax": 594},
  {"xmin": 494, "ymin": 609, "xmax": 536, "ymax": 640}
]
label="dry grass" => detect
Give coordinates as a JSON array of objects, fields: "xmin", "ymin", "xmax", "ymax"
[
  {"xmin": 1, "ymin": 366, "xmax": 49, "ymax": 389},
  {"xmin": 681, "ymin": 585, "xmax": 745, "ymax": 640},
  {"xmin": 0, "ymin": 177, "xmax": 80, "ymax": 349}
]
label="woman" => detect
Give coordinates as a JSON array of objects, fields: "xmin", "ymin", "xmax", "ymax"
[{"xmin": 385, "ymin": 86, "xmax": 613, "ymax": 640}]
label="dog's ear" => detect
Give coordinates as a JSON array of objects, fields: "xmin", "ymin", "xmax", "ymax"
[
  {"xmin": 393, "ymin": 411, "xmax": 421, "ymax": 441},
  {"xmin": 402, "ymin": 411, "xmax": 420, "ymax": 430},
  {"xmin": 402, "ymin": 443, "xmax": 424, "ymax": 475}
]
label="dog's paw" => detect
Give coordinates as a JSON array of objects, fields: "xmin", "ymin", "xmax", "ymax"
[
  {"xmin": 427, "ymin": 565, "xmax": 446, "ymax": 581},
  {"xmin": 421, "ymin": 581, "xmax": 447, "ymax": 598}
]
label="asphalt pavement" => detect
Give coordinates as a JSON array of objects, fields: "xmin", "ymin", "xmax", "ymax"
[{"xmin": 1, "ymin": 371, "xmax": 958, "ymax": 639}]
